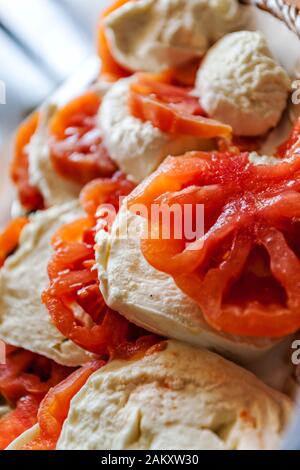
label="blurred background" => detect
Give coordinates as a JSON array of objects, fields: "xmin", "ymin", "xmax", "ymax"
[
  {"xmin": 0, "ymin": 0, "xmax": 111, "ymax": 220},
  {"xmin": 0, "ymin": 0, "xmax": 111, "ymax": 148}
]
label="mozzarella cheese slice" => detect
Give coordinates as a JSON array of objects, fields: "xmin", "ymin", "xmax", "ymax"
[
  {"xmin": 98, "ymin": 77, "xmax": 214, "ymax": 183},
  {"xmin": 104, "ymin": 0, "xmax": 246, "ymax": 73},
  {"xmin": 56, "ymin": 340, "xmax": 291, "ymax": 450},
  {"xmin": 195, "ymin": 31, "xmax": 291, "ymax": 136},
  {"xmin": 0, "ymin": 201, "xmax": 95, "ymax": 367},
  {"xmin": 96, "ymin": 206, "xmax": 280, "ymax": 363}
]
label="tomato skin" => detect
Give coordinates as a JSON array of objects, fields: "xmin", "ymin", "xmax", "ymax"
[
  {"xmin": 80, "ymin": 171, "xmax": 136, "ymax": 218},
  {"xmin": 0, "ymin": 349, "xmax": 73, "ymax": 406},
  {"xmin": 0, "ymin": 217, "xmax": 29, "ymax": 267},
  {"xmin": 97, "ymin": 0, "xmax": 132, "ymax": 81},
  {"xmin": 129, "ymin": 80, "xmax": 232, "ymax": 138},
  {"xmin": 0, "ymin": 346, "xmax": 74, "ymax": 449},
  {"xmin": 11, "ymin": 113, "xmax": 44, "ymax": 212},
  {"xmin": 50, "ymin": 93, "xmax": 101, "ymax": 140},
  {"xmin": 132, "ymin": 74, "xmax": 206, "ymax": 115},
  {"xmin": 49, "ymin": 92, "xmax": 117, "ymax": 185},
  {"xmin": 43, "ymin": 174, "xmax": 158, "ymax": 356},
  {"xmin": 0, "ymin": 395, "xmax": 41, "ymax": 450},
  {"xmin": 128, "ymin": 149, "xmax": 300, "ymax": 338},
  {"xmin": 23, "ymin": 360, "xmax": 104, "ymax": 450},
  {"xmin": 51, "ymin": 217, "xmax": 94, "ymax": 251}
]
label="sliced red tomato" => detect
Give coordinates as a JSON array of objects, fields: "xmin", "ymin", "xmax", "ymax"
[
  {"xmin": 97, "ymin": 0, "xmax": 133, "ymax": 81},
  {"xmin": 51, "ymin": 217, "xmax": 95, "ymax": 250},
  {"xmin": 132, "ymin": 74, "xmax": 206, "ymax": 115},
  {"xmin": 0, "ymin": 345, "xmax": 74, "ymax": 449},
  {"xmin": 23, "ymin": 360, "xmax": 104, "ymax": 450},
  {"xmin": 43, "ymin": 262, "xmax": 156, "ymax": 356},
  {"xmin": 49, "ymin": 92, "xmax": 117, "ymax": 185},
  {"xmin": 127, "ymin": 147, "xmax": 300, "ymax": 338},
  {"xmin": 48, "ymin": 242, "xmax": 95, "ymax": 282},
  {"xmin": 0, "ymin": 217, "xmax": 29, "ymax": 267},
  {"xmin": 43, "ymin": 290, "xmax": 126, "ymax": 355},
  {"xmin": 76, "ymin": 284, "xmax": 107, "ymax": 324},
  {"xmin": 0, "ymin": 395, "xmax": 41, "ymax": 450},
  {"xmin": 80, "ymin": 171, "xmax": 135, "ymax": 218},
  {"xmin": 10, "ymin": 113, "xmax": 44, "ymax": 211},
  {"xmin": 129, "ymin": 78, "xmax": 232, "ymax": 138},
  {"xmin": 0, "ymin": 348, "xmax": 73, "ymax": 405},
  {"xmin": 43, "ymin": 175, "xmax": 157, "ymax": 356}
]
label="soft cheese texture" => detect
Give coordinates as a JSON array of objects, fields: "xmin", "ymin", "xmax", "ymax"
[
  {"xmin": 248, "ymin": 152, "xmax": 280, "ymax": 166},
  {"xmin": 95, "ymin": 206, "xmax": 278, "ymax": 362},
  {"xmin": 99, "ymin": 78, "xmax": 212, "ymax": 182},
  {"xmin": 57, "ymin": 340, "xmax": 291, "ymax": 450},
  {"xmin": 196, "ymin": 31, "xmax": 291, "ymax": 136},
  {"xmin": 104, "ymin": 0, "xmax": 246, "ymax": 72},
  {"xmin": 0, "ymin": 202, "xmax": 94, "ymax": 366}
]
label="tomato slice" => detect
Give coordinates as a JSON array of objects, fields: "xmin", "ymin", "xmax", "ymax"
[
  {"xmin": 23, "ymin": 360, "xmax": 104, "ymax": 450},
  {"xmin": 10, "ymin": 113, "xmax": 44, "ymax": 211},
  {"xmin": 127, "ymin": 147, "xmax": 300, "ymax": 338},
  {"xmin": 51, "ymin": 217, "xmax": 95, "ymax": 251},
  {"xmin": 129, "ymin": 79, "xmax": 232, "ymax": 138},
  {"xmin": 43, "ymin": 254, "xmax": 156, "ymax": 356},
  {"xmin": 48, "ymin": 242, "xmax": 95, "ymax": 282},
  {"xmin": 43, "ymin": 175, "xmax": 157, "ymax": 356},
  {"xmin": 0, "ymin": 345, "xmax": 74, "ymax": 449},
  {"xmin": 132, "ymin": 74, "xmax": 206, "ymax": 115},
  {"xmin": 49, "ymin": 92, "xmax": 117, "ymax": 185},
  {"xmin": 97, "ymin": 0, "xmax": 133, "ymax": 80},
  {"xmin": 0, "ymin": 217, "xmax": 29, "ymax": 267},
  {"xmin": 80, "ymin": 171, "xmax": 135, "ymax": 218},
  {"xmin": 0, "ymin": 348, "xmax": 73, "ymax": 406},
  {"xmin": 50, "ymin": 93, "xmax": 100, "ymax": 140},
  {"xmin": 0, "ymin": 395, "xmax": 41, "ymax": 450}
]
